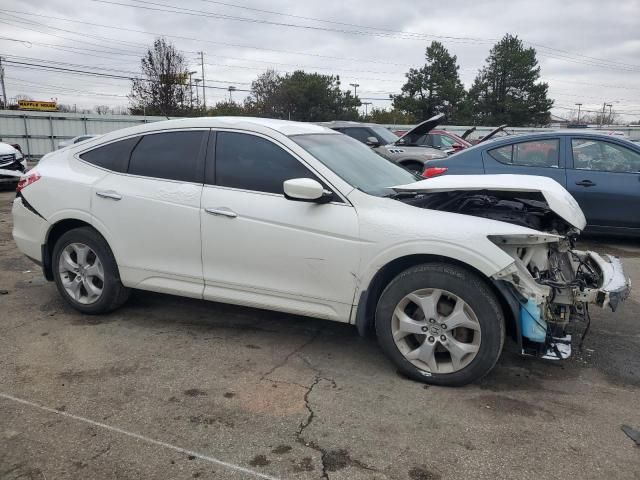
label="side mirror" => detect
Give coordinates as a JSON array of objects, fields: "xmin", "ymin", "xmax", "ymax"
[
  {"xmin": 366, "ymin": 136, "xmax": 380, "ymax": 147},
  {"xmin": 284, "ymin": 178, "xmax": 333, "ymax": 204}
]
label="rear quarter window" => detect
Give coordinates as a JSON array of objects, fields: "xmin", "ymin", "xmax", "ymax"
[{"xmin": 79, "ymin": 137, "xmax": 139, "ymax": 173}]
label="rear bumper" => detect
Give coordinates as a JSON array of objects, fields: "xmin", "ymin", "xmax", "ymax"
[
  {"xmin": 574, "ymin": 251, "xmax": 631, "ymax": 311},
  {"xmin": 12, "ymin": 197, "xmax": 49, "ymax": 263}
]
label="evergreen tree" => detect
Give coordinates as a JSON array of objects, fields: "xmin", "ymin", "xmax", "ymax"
[
  {"xmin": 392, "ymin": 41, "xmax": 466, "ymax": 122},
  {"xmin": 467, "ymin": 34, "xmax": 553, "ymax": 126}
]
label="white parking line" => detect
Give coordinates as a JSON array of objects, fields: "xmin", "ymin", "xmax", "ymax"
[{"xmin": 0, "ymin": 392, "xmax": 281, "ymax": 480}]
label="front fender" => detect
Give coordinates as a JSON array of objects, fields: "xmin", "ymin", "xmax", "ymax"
[{"xmin": 354, "ymin": 237, "xmax": 515, "ymax": 301}]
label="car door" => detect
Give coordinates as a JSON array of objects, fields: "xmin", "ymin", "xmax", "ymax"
[
  {"xmin": 482, "ymin": 137, "xmax": 567, "ymax": 186},
  {"xmin": 90, "ymin": 129, "xmax": 208, "ymax": 297},
  {"xmin": 566, "ymin": 137, "xmax": 640, "ymax": 231},
  {"xmin": 200, "ymin": 130, "xmax": 360, "ymax": 321}
]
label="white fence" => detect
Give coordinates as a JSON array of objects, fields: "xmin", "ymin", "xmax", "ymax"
[
  {"xmin": 1, "ymin": 109, "xmax": 639, "ymax": 160},
  {"xmin": 0, "ymin": 110, "xmax": 170, "ymax": 159}
]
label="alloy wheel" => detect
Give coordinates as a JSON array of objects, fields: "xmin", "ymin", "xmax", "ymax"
[
  {"xmin": 391, "ymin": 288, "xmax": 481, "ymax": 374},
  {"xmin": 58, "ymin": 242, "xmax": 104, "ymax": 305}
]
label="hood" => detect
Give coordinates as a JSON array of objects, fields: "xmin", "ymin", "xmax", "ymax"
[
  {"xmin": 0, "ymin": 142, "xmax": 20, "ymax": 156},
  {"xmin": 395, "ymin": 113, "xmax": 445, "ymax": 145},
  {"xmin": 477, "ymin": 124, "xmax": 508, "ymax": 144},
  {"xmin": 392, "ymin": 174, "xmax": 587, "ymax": 230}
]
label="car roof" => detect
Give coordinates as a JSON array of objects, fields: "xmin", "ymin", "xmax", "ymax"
[
  {"xmin": 320, "ymin": 121, "xmax": 385, "ymax": 129},
  {"xmin": 89, "ymin": 117, "xmax": 334, "ymax": 146},
  {"xmin": 478, "ymin": 130, "xmax": 638, "ymax": 147}
]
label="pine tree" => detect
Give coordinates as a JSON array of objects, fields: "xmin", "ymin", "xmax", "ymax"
[{"xmin": 467, "ymin": 34, "xmax": 553, "ymax": 126}]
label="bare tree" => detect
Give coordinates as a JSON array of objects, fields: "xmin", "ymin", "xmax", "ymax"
[
  {"xmin": 94, "ymin": 105, "xmax": 111, "ymax": 115},
  {"xmin": 129, "ymin": 38, "xmax": 190, "ymax": 116}
]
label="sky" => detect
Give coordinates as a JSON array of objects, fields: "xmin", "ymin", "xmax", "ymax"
[{"xmin": 1, "ymin": 0, "xmax": 640, "ymax": 122}]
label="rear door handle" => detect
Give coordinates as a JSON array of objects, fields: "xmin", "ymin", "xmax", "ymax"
[
  {"xmin": 575, "ymin": 180, "xmax": 596, "ymax": 187},
  {"xmin": 96, "ymin": 190, "xmax": 122, "ymax": 200},
  {"xmin": 205, "ymin": 207, "xmax": 237, "ymax": 218}
]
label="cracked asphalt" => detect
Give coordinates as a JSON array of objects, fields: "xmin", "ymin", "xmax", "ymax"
[{"xmin": 1, "ymin": 188, "xmax": 639, "ymax": 480}]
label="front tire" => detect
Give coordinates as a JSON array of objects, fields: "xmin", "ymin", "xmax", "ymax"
[
  {"xmin": 375, "ymin": 263, "xmax": 504, "ymax": 386},
  {"xmin": 52, "ymin": 227, "xmax": 130, "ymax": 314}
]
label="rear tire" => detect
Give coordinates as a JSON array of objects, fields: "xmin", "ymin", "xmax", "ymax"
[
  {"xmin": 375, "ymin": 263, "xmax": 504, "ymax": 386},
  {"xmin": 52, "ymin": 227, "xmax": 130, "ymax": 314}
]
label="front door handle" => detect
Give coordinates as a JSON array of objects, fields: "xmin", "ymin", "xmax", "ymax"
[
  {"xmin": 205, "ymin": 207, "xmax": 237, "ymax": 218},
  {"xmin": 96, "ymin": 190, "xmax": 122, "ymax": 200},
  {"xmin": 575, "ymin": 180, "xmax": 596, "ymax": 187}
]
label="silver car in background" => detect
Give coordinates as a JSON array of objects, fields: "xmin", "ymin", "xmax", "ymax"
[{"xmin": 322, "ymin": 115, "xmax": 448, "ymax": 173}]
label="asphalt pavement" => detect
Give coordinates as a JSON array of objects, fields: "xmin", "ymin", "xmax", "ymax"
[{"xmin": 1, "ymin": 189, "xmax": 639, "ymax": 480}]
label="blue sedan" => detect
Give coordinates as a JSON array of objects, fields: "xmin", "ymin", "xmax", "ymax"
[{"xmin": 424, "ymin": 131, "xmax": 640, "ymax": 236}]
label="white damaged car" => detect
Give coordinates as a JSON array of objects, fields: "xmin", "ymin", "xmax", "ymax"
[{"xmin": 11, "ymin": 117, "xmax": 630, "ymax": 386}]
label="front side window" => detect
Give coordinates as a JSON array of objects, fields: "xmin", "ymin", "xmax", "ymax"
[
  {"xmin": 292, "ymin": 133, "xmax": 418, "ymax": 197},
  {"xmin": 79, "ymin": 136, "xmax": 139, "ymax": 173},
  {"xmin": 214, "ymin": 132, "xmax": 318, "ymax": 194},
  {"xmin": 128, "ymin": 130, "xmax": 206, "ymax": 182},
  {"xmin": 572, "ymin": 139, "xmax": 640, "ymax": 173},
  {"xmin": 488, "ymin": 139, "xmax": 559, "ymax": 167}
]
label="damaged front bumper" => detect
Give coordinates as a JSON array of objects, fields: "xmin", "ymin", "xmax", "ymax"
[{"xmin": 573, "ymin": 251, "xmax": 631, "ymax": 311}]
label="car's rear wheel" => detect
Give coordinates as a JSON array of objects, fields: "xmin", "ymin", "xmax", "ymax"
[
  {"xmin": 52, "ymin": 227, "xmax": 130, "ymax": 314},
  {"xmin": 375, "ymin": 263, "xmax": 504, "ymax": 386}
]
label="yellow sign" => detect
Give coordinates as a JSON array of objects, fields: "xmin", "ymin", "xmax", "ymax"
[{"xmin": 17, "ymin": 100, "xmax": 58, "ymax": 111}]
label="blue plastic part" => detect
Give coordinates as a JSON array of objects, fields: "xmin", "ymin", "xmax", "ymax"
[{"xmin": 519, "ymin": 299, "xmax": 547, "ymax": 343}]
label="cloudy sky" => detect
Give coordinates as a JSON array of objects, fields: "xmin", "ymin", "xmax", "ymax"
[{"xmin": 1, "ymin": 0, "xmax": 639, "ymax": 121}]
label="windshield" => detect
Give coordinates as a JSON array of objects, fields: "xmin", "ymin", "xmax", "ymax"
[
  {"xmin": 292, "ymin": 133, "xmax": 418, "ymax": 196},
  {"xmin": 368, "ymin": 125, "xmax": 399, "ymax": 145}
]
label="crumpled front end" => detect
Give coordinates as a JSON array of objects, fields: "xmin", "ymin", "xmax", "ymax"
[{"xmin": 490, "ymin": 234, "xmax": 631, "ymax": 360}]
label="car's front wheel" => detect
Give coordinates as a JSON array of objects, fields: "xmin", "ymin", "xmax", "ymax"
[
  {"xmin": 52, "ymin": 227, "xmax": 130, "ymax": 314},
  {"xmin": 375, "ymin": 263, "xmax": 504, "ymax": 386}
]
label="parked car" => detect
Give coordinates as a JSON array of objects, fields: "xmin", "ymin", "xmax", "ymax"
[
  {"xmin": 422, "ymin": 131, "xmax": 640, "ymax": 236},
  {"xmin": 463, "ymin": 124, "xmax": 509, "ymax": 145},
  {"xmin": 58, "ymin": 135, "xmax": 98, "ymax": 149},
  {"xmin": 0, "ymin": 141, "xmax": 27, "ymax": 185},
  {"xmin": 12, "ymin": 117, "xmax": 629, "ymax": 386},
  {"xmin": 323, "ymin": 115, "xmax": 448, "ymax": 172}
]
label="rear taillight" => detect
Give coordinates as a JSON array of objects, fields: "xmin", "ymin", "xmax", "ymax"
[
  {"xmin": 16, "ymin": 172, "xmax": 41, "ymax": 193},
  {"xmin": 422, "ymin": 167, "xmax": 448, "ymax": 178}
]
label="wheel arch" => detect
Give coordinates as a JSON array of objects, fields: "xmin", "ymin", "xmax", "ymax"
[
  {"xmin": 42, "ymin": 218, "xmax": 112, "ymax": 281},
  {"xmin": 353, "ymin": 253, "xmax": 518, "ymax": 345}
]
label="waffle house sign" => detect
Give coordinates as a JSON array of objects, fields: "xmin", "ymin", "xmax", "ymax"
[{"xmin": 17, "ymin": 100, "xmax": 58, "ymax": 111}]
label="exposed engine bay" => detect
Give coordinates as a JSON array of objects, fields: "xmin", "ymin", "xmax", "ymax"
[{"xmin": 399, "ymin": 189, "xmax": 631, "ymax": 360}]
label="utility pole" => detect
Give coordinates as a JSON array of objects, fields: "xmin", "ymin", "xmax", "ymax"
[
  {"xmin": 349, "ymin": 82, "xmax": 360, "ymax": 98},
  {"xmin": 362, "ymin": 101, "xmax": 372, "ymax": 118},
  {"xmin": 188, "ymin": 71, "xmax": 197, "ymax": 110},
  {"xmin": 228, "ymin": 85, "xmax": 236, "ymax": 102},
  {"xmin": 607, "ymin": 103, "xmax": 613, "ymax": 126},
  {"xmin": 0, "ymin": 56, "xmax": 7, "ymax": 109},
  {"xmin": 194, "ymin": 79, "xmax": 201, "ymax": 106},
  {"xmin": 575, "ymin": 103, "xmax": 582, "ymax": 124},
  {"xmin": 600, "ymin": 102, "xmax": 606, "ymax": 128},
  {"xmin": 199, "ymin": 52, "xmax": 206, "ymax": 110}
]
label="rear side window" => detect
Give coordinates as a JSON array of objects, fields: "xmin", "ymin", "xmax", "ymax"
[
  {"xmin": 488, "ymin": 139, "xmax": 560, "ymax": 167},
  {"xmin": 128, "ymin": 131, "xmax": 206, "ymax": 182},
  {"xmin": 341, "ymin": 127, "xmax": 375, "ymax": 144},
  {"xmin": 80, "ymin": 137, "xmax": 138, "ymax": 173},
  {"xmin": 214, "ymin": 132, "xmax": 317, "ymax": 194}
]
